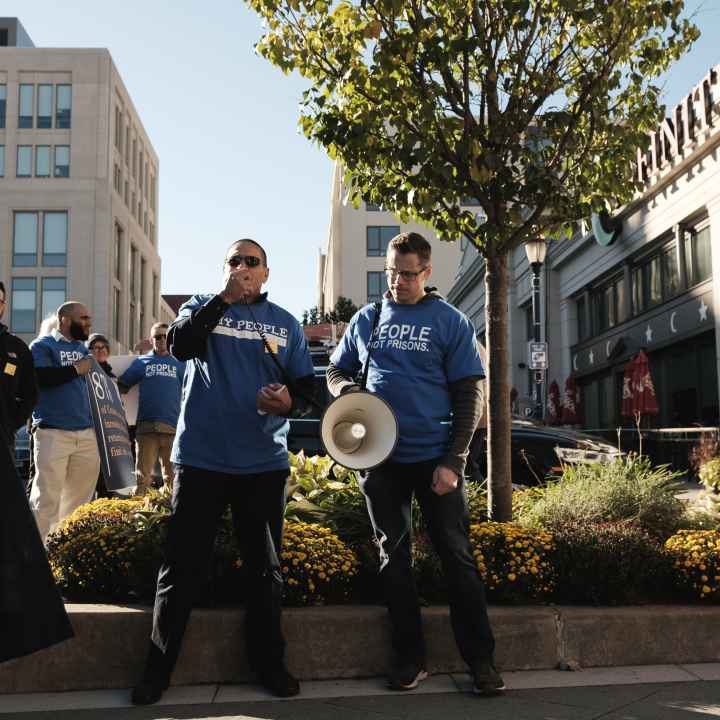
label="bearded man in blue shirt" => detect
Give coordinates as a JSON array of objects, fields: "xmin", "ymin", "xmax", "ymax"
[
  {"xmin": 132, "ymin": 239, "xmax": 314, "ymax": 705},
  {"xmin": 327, "ymin": 232, "xmax": 504, "ymax": 697}
]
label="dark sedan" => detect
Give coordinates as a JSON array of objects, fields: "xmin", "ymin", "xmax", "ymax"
[{"xmin": 468, "ymin": 419, "xmax": 622, "ymax": 487}]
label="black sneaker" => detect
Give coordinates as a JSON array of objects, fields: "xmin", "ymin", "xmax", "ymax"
[
  {"xmin": 388, "ymin": 662, "xmax": 428, "ymax": 691},
  {"xmin": 258, "ymin": 664, "xmax": 301, "ymax": 697},
  {"xmin": 471, "ymin": 660, "xmax": 505, "ymax": 696},
  {"xmin": 130, "ymin": 678, "xmax": 169, "ymax": 706}
]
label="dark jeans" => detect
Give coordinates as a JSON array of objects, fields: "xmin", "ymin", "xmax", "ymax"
[
  {"xmin": 145, "ymin": 463, "xmax": 289, "ymax": 682},
  {"xmin": 360, "ymin": 457, "xmax": 495, "ymax": 668}
]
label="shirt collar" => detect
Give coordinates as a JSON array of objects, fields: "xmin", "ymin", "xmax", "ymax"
[{"xmin": 51, "ymin": 329, "xmax": 75, "ymax": 343}]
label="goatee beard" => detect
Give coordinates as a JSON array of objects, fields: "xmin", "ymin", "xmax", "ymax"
[{"xmin": 70, "ymin": 321, "xmax": 89, "ymax": 341}]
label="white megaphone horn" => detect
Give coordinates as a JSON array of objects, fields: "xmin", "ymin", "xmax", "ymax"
[{"xmin": 320, "ymin": 390, "xmax": 398, "ymax": 471}]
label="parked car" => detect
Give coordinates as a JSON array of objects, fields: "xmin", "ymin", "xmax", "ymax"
[
  {"xmin": 14, "ymin": 425, "xmax": 31, "ymax": 482},
  {"xmin": 468, "ymin": 419, "xmax": 622, "ymax": 487},
  {"xmin": 287, "ymin": 348, "xmax": 333, "ymax": 456}
]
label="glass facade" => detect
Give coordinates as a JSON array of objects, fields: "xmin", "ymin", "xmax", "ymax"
[
  {"xmin": 13, "ymin": 212, "xmax": 38, "ymax": 266},
  {"xmin": 11, "ymin": 278, "xmax": 37, "ymax": 333},
  {"xmin": 37, "ymin": 85, "xmax": 52, "ymax": 128},
  {"xmin": 43, "ymin": 212, "xmax": 68, "ymax": 266},
  {"xmin": 17, "ymin": 146, "xmax": 32, "ymax": 177},
  {"xmin": 35, "ymin": 145, "xmax": 51, "ymax": 177},
  {"xmin": 366, "ymin": 226, "xmax": 399, "ymax": 256},
  {"xmin": 56, "ymin": 85, "xmax": 72, "ymax": 128},
  {"xmin": 54, "ymin": 145, "xmax": 70, "ymax": 177},
  {"xmin": 41, "ymin": 278, "xmax": 66, "ymax": 320},
  {"xmin": 19, "ymin": 84, "xmax": 33, "ymax": 128}
]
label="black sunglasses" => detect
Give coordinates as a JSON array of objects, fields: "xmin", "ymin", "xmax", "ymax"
[{"xmin": 227, "ymin": 254, "xmax": 262, "ymax": 268}]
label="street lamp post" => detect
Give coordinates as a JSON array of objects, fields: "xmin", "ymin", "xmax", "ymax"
[{"xmin": 525, "ymin": 238, "xmax": 548, "ymax": 421}]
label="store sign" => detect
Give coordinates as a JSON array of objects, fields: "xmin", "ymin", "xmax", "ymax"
[
  {"xmin": 591, "ymin": 210, "xmax": 622, "ymax": 247},
  {"xmin": 636, "ymin": 64, "xmax": 719, "ymax": 185}
]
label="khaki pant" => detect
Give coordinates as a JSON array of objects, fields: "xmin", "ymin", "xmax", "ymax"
[
  {"xmin": 135, "ymin": 432, "xmax": 174, "ymax": 494},
  {"xmin": 29, "ymin": 427, "xmax": 100, "ymax": 542}
]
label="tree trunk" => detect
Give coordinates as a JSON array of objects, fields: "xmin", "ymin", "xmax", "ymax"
[{"xmin": 485, "ymin": 248, "xmax": 513, "ymax": 521}]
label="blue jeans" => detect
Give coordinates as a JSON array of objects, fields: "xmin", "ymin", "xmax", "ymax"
[
  {"xmin": 146, "ymin": 464, "xmax": 289, "ymax": 681},
  {"xmin": 360, "ymin": 457, "xmax": 495, "ymax": 668}
]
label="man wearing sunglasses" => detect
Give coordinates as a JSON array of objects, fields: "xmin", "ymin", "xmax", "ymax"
[
  {"xmin": 132, "ymin": 239, "xmax": 314, "ymax": 705},
  {"xmin": 327, "ymin": 232, "xmax": 503, "ymax": 697},
  {"xmin": 118, "ymin": 323, "xmax": 185, "ymax": 494}
]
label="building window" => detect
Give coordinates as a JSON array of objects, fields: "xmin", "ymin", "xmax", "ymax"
[
  {"xmin": 132, "ymin": 138, "xmax": 137, "ymax": 178},
  {"xmin": 54, "ymin": 145, "xmax": 70, "ymax": 177},
  {"xmin": 114, "ymin": 224, "xmax": 123, "ymax": 281},
  {"xmin": 37, "ymin": 85, "xmax": 52, "ymax": 128},
  {"xmin": 35, "ymin": 145, "xmax": 51, "ymax": 177},
  {"xmin": 43, "ymin": 212, "xmax": 68, "ymax": 266},
  {"xmin": 17, "ymin": 146, "xmax": 32, "ymax": 177},
  {"xmin": 139, "ymin": 150, "xmax": 144, "ymax": 190},
  {"xmin": 140, "ymin": 257, "xmax": 147, "ymax": 307},
  {"xmin": 591, "ymin": 274, "xmax": 624, "ymax": 334},
  {"xmin": 130, "ymin": 245, "xmax": 138, "ymax": 299},
  {"xmin": 0, "ymin": 84, "xmax": 6, "ymax": 129},
  {"xmin": 150, "ymin": 174, "xmax": 156, "ymax": 211},
  {"xmin": 632, "ymin": 239, "xmax": 681, "ymax": 315},
  {"xmin": 11, "ymin": 278, "xmax": 36, "ymax": 333},
  {"xmin": 129, "ymin": 302, "xmax": 136, "ymax": 348},
  {"xmin": 124, "ymin": 180, "xmax": 129, "ymax": 206},
  {"xmin": 576, "ymin": 296, "xmax": 587, "ymax": 342},
  {"xmin": 19, "ymin": 84, "xmax": 33, "ymax": 128},
  {"xmin": 367, "ymin": 271, "xmax": 384, "ymax": 303},
  {"xmin": 684, "ymin": 225, "xmax": 711, "ymax": 287},
  {"xmin": 152, "ymin": 273, "xmax": 159, "ymax": 316},
  {"xmin": 41, "ymin": 277, "xmax": 66, "ymax": 319},
  {"xmin": 55, "ymin": 85, "xmax": 71, "ymax": 128},
  {"xmin": 366, "ymin": 201, "xmax": 381, "ymax": 211},
  {"xmin": 13, "ymin": 212, "xmax": 38, "ymax": 266},
  {"xmin": 114, "ymin": 105, "xmax": 123, "ymax": 150},
  {"xmin": 0, "ymin": 145, "xmax": 4, "ymax": 177},
  {"xmin": 149, "ymin": 222, "xmax": 155, "ymax": 246},
  {"xmin": 367, "ymin": 225, "xmax": 399, "ymax": 257},
  {"xmin": 113, "ymin": 287, "xmax": 121, "ymax": 341}
]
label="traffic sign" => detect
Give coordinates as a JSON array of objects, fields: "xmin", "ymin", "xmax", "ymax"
[{"xmin": 528, "ymin": 341, "xmax": 548, "ymax": 370}]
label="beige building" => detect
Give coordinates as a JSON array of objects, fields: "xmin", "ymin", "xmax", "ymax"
[
  {"xmin": 318, "ymin": 162, "xmax": 463, "ymax": 314},
  {"xmin": 0, "ymin": 18, "xmax": 162, "ymax": 351}
]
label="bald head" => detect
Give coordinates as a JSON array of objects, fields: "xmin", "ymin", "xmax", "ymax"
[{"xmin": 57, "ymin": 301, "xmax": 92, "ymax": 342}]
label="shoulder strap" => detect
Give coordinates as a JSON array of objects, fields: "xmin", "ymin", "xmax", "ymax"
[{"xmin": 360, "ymin": 302, "xmax": 382, "ymax": 390}]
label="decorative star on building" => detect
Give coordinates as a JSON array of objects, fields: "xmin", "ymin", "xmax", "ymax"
[
  {"xmin": 645, "ymin": 324, "xmax": 653, "ymax": 343},
  {"xmin": 699, "ymin": 299, "xmax": 709, "ymax": 322},
  {"xmin": 588, "ymin": 349, "xmax": 594, "ymax": 365}
]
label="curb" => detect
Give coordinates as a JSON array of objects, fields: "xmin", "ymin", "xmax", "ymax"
[{"xmin": 1, "ymin": 604, "xmax": 720, "ymax": 693}]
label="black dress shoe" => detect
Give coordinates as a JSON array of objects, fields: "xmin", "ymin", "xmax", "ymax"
[
  {"xmin": 131, "ymin": 678, "xmax": 169, "ymax": 706},
  {"xmin": 257, "ymin": 664, "xmax": 300, "ymax": 697}
]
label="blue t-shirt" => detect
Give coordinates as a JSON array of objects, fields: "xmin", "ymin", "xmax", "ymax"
[
  {"xmin": 171, "ymin": 294, "xmax": 314, "ymax": 474},
  {"xmin": 118, "ymin": 353, "xmax": 185, "ymax": 427},
  {"xmin": 330, "ymin": 295, "xmax": 484, "ymax": 463},
  {"xmin": 31, "ymin": 332, "xmax": 93, "ymax": 430}
]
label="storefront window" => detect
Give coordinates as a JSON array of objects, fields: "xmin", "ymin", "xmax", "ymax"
[{"xmin": 685, "ymin": 225, "xmax": 712, "ymax": 287}]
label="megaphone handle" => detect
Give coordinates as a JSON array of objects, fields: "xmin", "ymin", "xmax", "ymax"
[{"xmin": 360, "ymin": 302, "xmax": 382, "ymax": 390}]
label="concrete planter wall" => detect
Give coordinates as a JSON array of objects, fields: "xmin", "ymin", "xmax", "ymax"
[{"xmin": 2, "ymin": 604, "xmax": 720, "ymax": 693}]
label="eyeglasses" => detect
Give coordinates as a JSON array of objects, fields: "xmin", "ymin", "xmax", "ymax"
[
  {"xmin": 153, "ymin": 334, "xmax": 167, "ymax": 340},
  {"xmin": 384, "ymin": 266, "xmax": 427, "ymax": 281},
  {"xmin": 91, "ymin": 344, "xmax": 109, "ymax": 352},
  {"xmin": 226, "ymin": 254, "xmax": 262, "ymax": 269}
]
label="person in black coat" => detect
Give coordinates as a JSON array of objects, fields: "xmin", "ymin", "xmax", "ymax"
[{"xmin": 0, "ymin": 281, "xmax": 73, "ymax": 663}]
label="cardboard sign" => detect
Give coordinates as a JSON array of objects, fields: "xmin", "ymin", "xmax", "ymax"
[{"xmin": 85, "ymin": 359, "xmax": 134, "ymax": 491}]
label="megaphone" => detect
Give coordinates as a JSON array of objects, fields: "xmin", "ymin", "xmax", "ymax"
[{"xmin": 320, "ymin": 390, "xmax": 398, "ymax": 471}]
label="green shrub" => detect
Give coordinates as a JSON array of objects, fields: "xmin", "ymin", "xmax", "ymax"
[
  {"xmin": 550, "ymin": 521, "xmax": 673, "ymax": 605},
  {"xmin": 515, "ymin": 455, "xmax": 685, "ymax": 540},
  {"xmin": 665, "ymin": 529, "xmax": 720, "ymax": 602},
  {"xmin": 699, "ymin": 458, "xmax": 720, "ymax": 493}
]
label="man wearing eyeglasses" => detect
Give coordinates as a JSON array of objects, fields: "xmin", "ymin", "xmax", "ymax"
[
  {"xmin": 132, "ymin": 239, "xmax": 314, "ymax": 706},
  {"xmin": 118, "ymin": 323, "xmax": 185, "ymax": 494},
  {"xmin": 327, "ymin": 232, "xmax": 503, "ymax": 697}
]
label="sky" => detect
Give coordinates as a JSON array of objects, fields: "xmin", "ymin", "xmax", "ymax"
[{"xmin": 9, "ymin": 0, "xmax": 720, "ymax": 321}]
